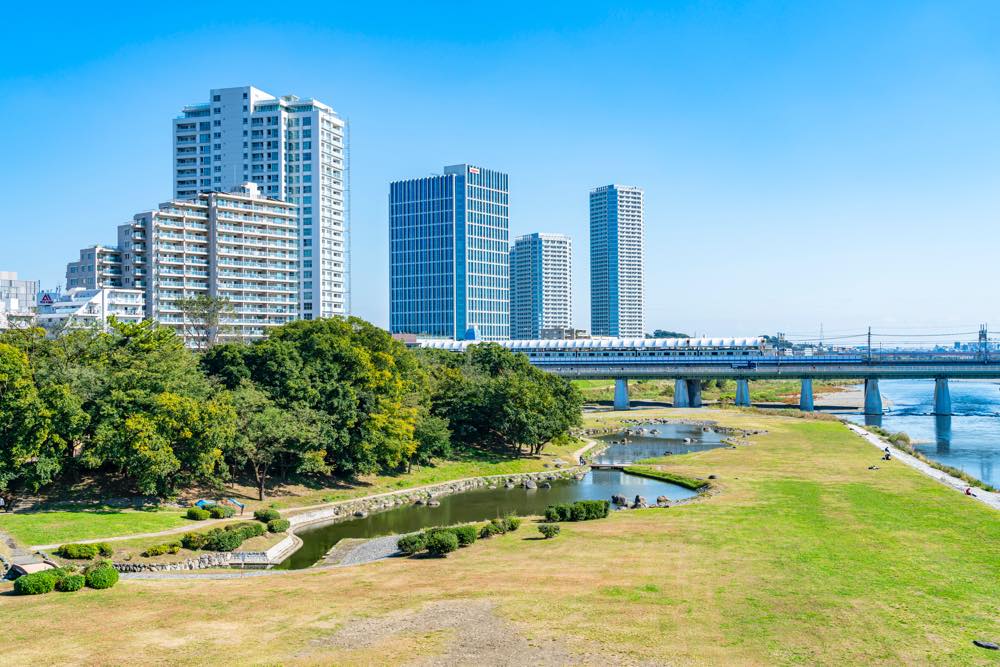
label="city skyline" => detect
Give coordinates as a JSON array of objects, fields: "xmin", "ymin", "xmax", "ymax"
[{"xmin": 4, "ymin": 3, "xmax": 1000, "ymax": 337}]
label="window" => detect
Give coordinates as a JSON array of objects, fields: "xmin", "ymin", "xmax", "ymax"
[{"xmin": 213, "ymin": 94, "xmax": 221, "ymax": 102}]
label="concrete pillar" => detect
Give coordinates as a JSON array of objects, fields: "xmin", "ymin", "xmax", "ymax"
[
  {"xmin": 933, "ymin": 378, "xmax": 952, "ymax": 415},
  {"xmin": 614, "ymin": 378, "xmax": 630, "ymax": 411},
  {"xmin": 673, "ymin": 379, "xmax": 690, "ymax": 408},
  {"xmin": 687, "ymin": 379, "xmax": 703, "ymax": 408},
  {"xmin": 799, "ymin": 378, "xmax": 814, "ymax": 412},
  {"xmin": 735, "ymin": 379, "xmax": 751, "ymax": 406},
  {"xmin": 863, "ymin": 378, "xmax": 883, "ymax": 415}
]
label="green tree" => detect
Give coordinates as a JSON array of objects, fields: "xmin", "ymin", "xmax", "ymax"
[
  {"xmin": 0, "ymin": 343, "xmax": 55, "ymax": 503},
  {"xmin": 177, "ymin": 295, "xmax": 236, "ymax": 349}
]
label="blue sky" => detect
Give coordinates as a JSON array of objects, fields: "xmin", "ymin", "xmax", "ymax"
[{"xmin": 2, "ymin": 1, "xmax": 999, "ymax": 341}]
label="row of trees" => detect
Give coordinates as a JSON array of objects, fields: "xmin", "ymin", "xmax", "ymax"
[{"xmin": 0, "ymin": 317, "xmax": 582, "ymax": 502}]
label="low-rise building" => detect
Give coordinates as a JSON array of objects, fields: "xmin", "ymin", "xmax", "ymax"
[
  {"xmin": 35, "ymin": 287, "xmax": 145, "ymax": 333},
  {"xmin": 0, "ymin": 271, "xmax": 39, "ymax": 329}
]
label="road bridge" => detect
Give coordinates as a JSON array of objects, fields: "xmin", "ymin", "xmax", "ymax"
[{"xmin": 416, "ymin": 337, "xmax": 1000, "ymax": 415}]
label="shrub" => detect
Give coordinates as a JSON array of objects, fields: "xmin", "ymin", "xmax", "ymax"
[
  {"xmin": 56, "ymin": 574, "xmax": 86, "ymax": 592},
  {"xmin": 267, "ymin": 518, "xmax": 290, "ymax": 534},
  {"xmin": 186, "ymin": 507, "xmax": 210, "ymax": 521},
  {"xmin": 397, "ymin": 533, "xmax": 426, "ymax": 555},
  {"xmin": 96, "ymin": 543, "xmax": 113, "ymax": 557},
  {"xmin": 478, "ymin": 521, "xmax": 502, "ymax": 539},
  {"xmin": 202, "ymin": 528, "xmax": 243, "ymax": 552},
  {"xmin": 544, "ymin": 500, "xmax": 609, "ymax": 523},
  {"xmin": 229, "ymin": 521, "xmax": 265, "ymax": 539},
  {"xmin": 181, "ymin": 532, "xmax": 207, "ymax": 550},
  {"xmin": 425, "ymin": 530, "xmax": 459, "ymax": 557},
  {"xmin": 142, "ymin": 542, "xmax": 181, "ymax": 557},
  {"xmin": 538, "ymin": 524, "xmax": 561, "ymax": 539},
  {"xmin": 450, "ymin": 524, "xmax": 478, "ymax": 547},
  {"xmin": 502, "ymin": 515, "xmax": 521, "ymax": 532},
  {"xmin": 14, "ymin": 570, "xmax": 59, "ymax": 595},
  {"xmin": 254, "ymin": 508, "xmax": 281, "ymax": 523},
  {"xmin": 208, "ymin": 505, "xmax": 235, "ymax": 519},
  {"xmin": 55, "ymin": 543, "xmax": 99, "ymax": 559},
  {"xmin": 84, "ymin": 562, "xmax": 119, "ymax": 590}
]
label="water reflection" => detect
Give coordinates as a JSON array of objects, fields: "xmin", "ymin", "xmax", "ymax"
[{"xmin": 934, "ymin": 415, "xmax": 952, "ymax": 454}]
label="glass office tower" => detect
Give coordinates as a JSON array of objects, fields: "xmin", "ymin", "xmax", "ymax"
[{"xmin": 389, "ymin": 164, "xmax": 509, "ymax": 340}]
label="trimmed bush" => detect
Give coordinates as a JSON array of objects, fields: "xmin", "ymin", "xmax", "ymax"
[
  {"xmin": 450, "ymin": 524, "xmax": 478, "ymax": 547},
  {"xmin": 56, "ymin": 573, "xmax": 86, "ymax": 592},
  {"xmin": 202, "ymin": 528, "xmax": 243, "ymax": 552},
  {"xmin": 55, "ymin": 543, "xmax": 100, "ymax": 560},
  {"xmin": 14, "ymin": 570, "xmax": 59, "ymax": 595},
  {"xmin": 181, "ymin": 532, "xmax": 207, "ymax": 550},
  {"xmin": 229, "ymin": 521, "xmax": 265, "ymax": 539},
  {"xmin": 84, "ymin": 562, "xmax": 119, "ymax": 590},
  {"xmin": 141, "ymin": 542, "xmax": 181, "ymax": 557},
  {"xmin": 425, "ymin": 530, "xmax": 459, "ymax": 557},
  {"xmin": 96, "ymin": 543, "xmax": 113, "ymax": 557},
  {"xmin": 478, "ymin": 521, "xmax": 501, "ymax": 539},
  {"xmin": 186, "ymin": 507, "xmax": 210, "ymax": 521},
  {"xmin": 397, "ymin": 533, "xmax": 426, "ymax": 555},
  {"xmin": 502, "ymin": 515, "xmax": 521, "ymax": 532},
  {"xmin": 208, "ymin": 505, "xmax": 235, "ymax": 519},
  {"xmin": 267, "ymin": 518, "xmax": 290, "ymax": 533},
  {"xmin": 254, "ymin": 508, "xmax": 281, "ymax": 523},
  {"xmin": 538, "ymin": 524, "xmax": 561, "ymax": 539},
  {"xmin": 544, "ymin": 500, "xmax": 609, "ymax": 523}
]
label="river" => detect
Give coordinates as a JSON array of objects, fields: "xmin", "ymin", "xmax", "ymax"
[
  {"xmin": 842, "ymin": 379, "xmax": 999, "ymax": 488},
  {"xmin": 277, "ymin": 423, "xmax": 722, "ymax": 569}
]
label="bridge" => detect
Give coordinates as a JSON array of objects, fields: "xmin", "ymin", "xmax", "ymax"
[{"xmin": 416, "ymin": 337, "xmax": 1000, "ymax": 415}]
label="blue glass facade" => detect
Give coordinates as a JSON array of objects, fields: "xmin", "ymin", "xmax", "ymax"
[{"xmin": 390, "ymin": 164, "xmax": 509, "ymax": 340}]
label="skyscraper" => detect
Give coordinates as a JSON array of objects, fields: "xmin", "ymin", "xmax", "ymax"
[
  {"xmin": 590, "ymin": 184, "xmax": 644, "ymax": 337},
  {"xmin": 510, "ymin": 233, "xmax": 572, "ymax": 340},
  {"xmin": 389, "ymin": 164, "xmax": 509, "ymax": 341},
  {"xmin": 173, "ymin": 85, "xmax": 348, "ymax": 319}
]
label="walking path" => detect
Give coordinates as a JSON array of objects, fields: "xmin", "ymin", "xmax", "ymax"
[{"xmin": 845, "ymin": 422, "xmax": 1000, "ymax": 511}]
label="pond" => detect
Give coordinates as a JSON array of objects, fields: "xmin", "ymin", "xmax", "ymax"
[{"xmin": 277, "ymin": 422, "xmax": 722, "ymax": 569}]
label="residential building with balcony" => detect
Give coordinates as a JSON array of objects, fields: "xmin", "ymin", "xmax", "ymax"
[
  {"xmin": 0, "ymin": 271, "xmax": 40, "ymax": 329},
  {"xmin": 590, "ymin": 184, "xmax": 644, "ymax": 337},
  {"xmin": 510, "ymin": 233, "xmax": 572, "ymax": 340},
  {"xmin": 35, "ymin": 287, "xmax": 145, "ymax": 333},
  {"xmin": 65, "ymin": 245, "xmax": 122, "ymax": 289}
]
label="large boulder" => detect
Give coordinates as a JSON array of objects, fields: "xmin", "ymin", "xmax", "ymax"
[
  {"xmin": 656, "ymin": 495, "xmax": 670, "ymax": 506},
  {"xmin": 524, "ymin": 479, "xmax": 537, "ymax": 490},
  {"xmin": 611, "ymin": 494, "xmax": 628, "ymax": 506},
  {"xmin": 632, "ymin": 495, "xmax": 648, "ymax": 509}
]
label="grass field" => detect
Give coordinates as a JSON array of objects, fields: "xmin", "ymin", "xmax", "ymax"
[
  {"xmin": 1, "ymin": 409, "xmax": 997, "ymax": 665},
  {"xmin": 574, "ymin": 378, "xmax": 848, "ymax": 404},
  {"xmin": 0, "ymin": 507, "xmax": 189, "ymax": 547}
]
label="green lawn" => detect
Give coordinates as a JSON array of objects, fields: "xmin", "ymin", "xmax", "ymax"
[
  {"xmin": 0, "ymin": 506, "xmax": 189, "ymax": 547},
  {"xmin": 2, "ymin": 410, "xmax": 997, "ymax": 665}
]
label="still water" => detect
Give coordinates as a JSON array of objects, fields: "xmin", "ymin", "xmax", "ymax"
[
  {"xmin": 843, "ymin": 379, "xmax": 999, "ymax": 488},
  {"xmin": 278, "ymin": 423, "xmax": 721, "ymax": 569}
]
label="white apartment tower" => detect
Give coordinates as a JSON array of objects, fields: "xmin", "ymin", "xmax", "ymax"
[
  {"xmin": 509, "ymin": 233, "xmax": 572, "ymax": 340},
  {"xmin": 173, "ymin": 85, "xmax": 348, "ymax": 319},
  {"xmin": 590, "ymin": 184, "xmax": 644, "ymax": 337},
  {"xmin": 118, "ymin": 183, "xmax": 299, "ymax": 345}
]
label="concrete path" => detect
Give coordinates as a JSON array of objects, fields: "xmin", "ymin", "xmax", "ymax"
[{"xmin": 845, "ymin": 422, "xmax": 1000, "ymax": 511}]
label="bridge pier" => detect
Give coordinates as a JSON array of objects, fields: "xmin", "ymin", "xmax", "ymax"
[
  {"xmin": 799, "ymin": 378, "xmax": 814, "ymax": 412},
  {"xmin": 673, "ymin": 379, "xmax": 690, "ymax": 408},
  {"xmin": 687, "ymin": 380, "xmax": 703, "ymax": 408},
  {"xmin": 933, "ymin": 378, "xmax": 951, "ymax": 415},
  {"xmin": 864, "ymin": 378, "xmax": 883, "ymax": 415},
  {"xmin": 734, "ymin": 379, "xmax": 751, "ymax": 406},
  {"xmin": 614, "ymin": 378, "xmax": 630, "ymax": 411}
]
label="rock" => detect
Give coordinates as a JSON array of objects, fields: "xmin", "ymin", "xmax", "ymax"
[
  {"xmin": 708, "ymin": 474, "xmax": 717, "ymax": 480},
  {"xmin": 611, "ymin": 494, "xmax": 628, "ymax": 506},
  {"xmin": 543, "ymin": 463, "xmax": 550, "ymax": 468},
  {"xmin": 632, "ymin": 495, "xmax": 648, "ymax": 509},
  {"xmin": 683, "ymin": 438, "xmax": 692, "ymax": 444},
  {"xmin": 524, "ymin": 479, "xmax": 537, "ymax": 489},
  {"xmin": 656, "ymin": 495, "xmax": 670, "ymax": 505},
  {"xmin": 554, "ymin": 461, "xmax": 564, "ymax": 468},
  {"xmin": 574, "ymin": 474, "xmax": 585, "ymax": 481},
  {"xmin": 354, "ymin": 510, "xmax": 367, "ymax": 517},
  {"xmin": 504, "ymin": 482, "xmax": 515, "ymax": 489},
  {"xmin": 540, "ymin": 482, "xmax": 552, "ymax": 489},
  {"xmin": 973, "ymin": 640, "xmax": 999, "ymax": 650},
  {"xmin": 426, "ymin": 499, "xmax": 441, "ymax": 507}
]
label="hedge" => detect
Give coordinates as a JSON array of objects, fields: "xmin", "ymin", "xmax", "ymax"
[
  {"xmin": 254, "ymin": 508, "xmax": 281, "ymax": 523},
  {"xmin": 84, "ymin": 562, "xmax": 119, "ymax": 590},
  {"xmin": 141, "ymin": 542, "xmax": 181, "ymax": 557},
  {"xmin": 208, "ymin": 505, "xmax": 235, "ymax": 519},
  {"xmin": 181, "ymin": 522, "xmax": 265, "ymax": 553},
  {"xmin": 55, "ymin": 543, "xmax": 112, "ymax": 560},
  {"xmin": 451, "ymin": 524, "xmax": 478, "ymax": 547},
  {"xmin": 267, "ymin": 518, "xmax": 290, "ymax": 533},
  {"xmin": 538, "ymin": 524, "xmax": 561, "ymax": 539},
  {"xmin": 544, "ymin": 500, "xmax": 609, "ymax": 522},
  {"xmin": 56, "ymin": 574, "xmax": 86, "ymax": 592},
  {"xmin": 186, "ymin": 507, "xmax": 211, "ymax": 521},
  {"xmin": 14, "ymin": 570, "xmax": 62, "ymax": 595},
  {"xmin": 397, "ymin": 533, "xmax": 426, "ymax": 555},
  {"xmin": 425, "ymin": 530, "xmax": 459, "ymax": 557}
]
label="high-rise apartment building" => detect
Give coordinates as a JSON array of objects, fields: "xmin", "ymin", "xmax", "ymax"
[
  {"xmin": 173, "ymin": 85, "xmax": 347, "ymax": 319},
  {"xmin": 590, "ymin": 184, "xmax": 644, "ymax": 337},
  {"xmin": 0, "ymin": 271, "xmax": 39, "ymax": 329},
  {"xmin": 389, "ymin": 164, "xmax": 509, "ymax": 341},
  {"xmin": 66, "ymin": 245, "xmax": 122, "ymax": 289},
  {"xmin": 116, "ymin": 182, "xmax": 299, "ymax": 345},
  {"xmin": 510, "ymin": 233, "xmax": 572, "ymax": 340}
]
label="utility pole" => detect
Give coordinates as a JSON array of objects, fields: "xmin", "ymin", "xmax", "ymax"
[{"xmin": 867, "ymin": 326, "xmax": 872, "ymax": 363}]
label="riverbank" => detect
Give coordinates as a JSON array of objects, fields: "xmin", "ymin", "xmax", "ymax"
[{"xmin": 3, "ymin": 408, "xmax": 997, "ymax": 665}]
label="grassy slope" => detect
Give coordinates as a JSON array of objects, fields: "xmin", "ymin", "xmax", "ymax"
[
  {"xmin": 575, "ymin": 378, "xmax": 847, "ymax": 404},
  {"xmin": 1, "ymin": 410, "xmax": 997, "ymax": 665},
  {"xmin": 0, "ymin": 439, "xmax": 584, "ymax": 546}
]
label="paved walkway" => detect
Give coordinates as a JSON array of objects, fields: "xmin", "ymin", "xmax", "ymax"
[{"xmin": 845, "ymin": 422, "xmax": 1000, "ymax": 511}]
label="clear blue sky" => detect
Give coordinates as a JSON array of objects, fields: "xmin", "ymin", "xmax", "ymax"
[{"xmin": 3, "ymin": 1, "xmax": 999, "ymax": 341}]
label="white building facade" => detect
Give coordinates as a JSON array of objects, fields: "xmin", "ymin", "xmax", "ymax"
[
  {"xmin": 35, "ymin": 288, "xmax": 144, "ymax": 333},
  {"xmin": 0, "ymin": 271, "xmax": 39, "ymax": 329},
  {"xmin": 590, "ymin": 184, "xmax": 644, "ymax": 337},
  {"xmin": 509, "ymin": 233, "xmax": 572, "ymax": 340},
  {"xmin": 66, "ymin": 245, "xmax": 122, "ymax": 289},
  {"xmin": 118, "ymin": 182, "xmax": 299, "ymax": 345},
  {"xmin": 173, "ymin": 85, "xmax": 348, "ymax": 319}
]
